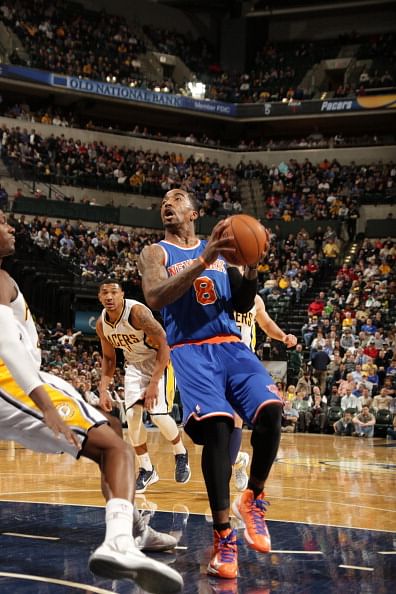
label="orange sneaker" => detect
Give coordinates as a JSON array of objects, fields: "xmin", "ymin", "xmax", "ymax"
[
  {"xmin": 232, "ymin": 489, "xmax": 271, "ymax": 553},
  {"xmin": 207, "ymin": 528, "xmax": 238, "ymax": 579}
]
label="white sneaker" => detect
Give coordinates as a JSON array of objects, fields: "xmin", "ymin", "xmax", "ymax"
[
  {"xmin": 89, "ymin": 535, "xmax": 183, "ymax": 593},
  {"xmin": 234, "ymin": 451, "xmax": 249, "ymax": 492},
  {"xmin": 135, "ymin": 525, "xmax": 177, "ymax": 552}
]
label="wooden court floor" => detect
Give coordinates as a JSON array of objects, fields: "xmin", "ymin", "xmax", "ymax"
[{"xmin": 0, "ymin": 431, "xmax": 395, "ymax": 593}]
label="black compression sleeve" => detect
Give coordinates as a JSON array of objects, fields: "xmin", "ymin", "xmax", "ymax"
[{"xmin": 227, "ymin": 266, "xmax": 257, "ymax": 313}]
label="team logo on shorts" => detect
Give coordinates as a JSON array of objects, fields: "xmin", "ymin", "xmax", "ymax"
[
  {"xmin": 55, "ymin": 402, "xmax": 75, "ymax": 419},
  {"xmin": 195, "ymin": 404, "xmax": 201, "ymax": 415},
  {"xmin": 267, "ymin": 384, "xmax": 281, "ymax": 398}
]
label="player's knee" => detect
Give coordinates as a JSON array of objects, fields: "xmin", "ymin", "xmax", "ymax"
[
  {"xmin": 254, "ymin": 403, "xmax": 283, "ymax": 433},
  {"xmin": 126, "ymin": 404, "xmax": 146, "ymax": 446},
  {"xmin": 150, "ymin": 413, "xmax": 179, "ymax": 441}
]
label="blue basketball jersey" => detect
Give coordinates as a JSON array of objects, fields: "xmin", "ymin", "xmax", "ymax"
[{"xmin": 158, "ymin": 239, "xmax": 241, "ymax": 346}]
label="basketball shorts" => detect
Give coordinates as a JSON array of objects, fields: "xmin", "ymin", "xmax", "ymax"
[
  {"xmin": 124, "ymin": 360, "xmax": 175, "ymax": 415},
  {"xmin": 170, "ymin": 341, "xmax": 282, "ymax": 444},
  {"xmin": 0, "ymin": 363, "xmax": 107, "ymax": 458}
]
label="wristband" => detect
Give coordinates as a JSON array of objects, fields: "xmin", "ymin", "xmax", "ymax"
[{"xmin": 198, "ymin": 255, "xmax": 209, "ymax": 268}]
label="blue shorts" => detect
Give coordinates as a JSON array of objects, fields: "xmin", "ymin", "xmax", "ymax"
[{"xmin": 170, "ymin": 341, "xmax": 282, "ymax": 444}]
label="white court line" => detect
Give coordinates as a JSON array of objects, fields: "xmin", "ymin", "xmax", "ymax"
[
  {"xmin": 339, "ymin": 565, "xmax": 374, "ymax": 572},
  {"xmin": 271, "ymin": 550, "xmax": 323, "ymax": 554},
  {"xmin": 0, "ymin": 572, "xmax": 115, "ymax": 593},
  {"xmin": 0, "ymin": 499, "xmax": 395, "ymax": 533},
  {"xmin": 1, "ymin": 532, "xmax": 59, "ymax": 541}
]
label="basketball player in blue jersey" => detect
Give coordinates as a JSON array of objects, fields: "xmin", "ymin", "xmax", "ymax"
[
  {"xmin": 232, "ymin": 286, "xmax": 297, "ymax": 491},
  {"xmin": 97, "ymin": 279, "xmax": 191, "ymax": 493},
  {"xmin": 139, "ymin": 188, "xmax": 285, "ymax": 580},
  {"xmin": 0, "ymin": 212, "xmax": 183, "ymax": 594}
]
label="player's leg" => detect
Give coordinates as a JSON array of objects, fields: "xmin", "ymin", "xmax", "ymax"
[
  {"xmin": 81, "ymin": 424, "xmax": 182, "ymax": 592},
  {"xmin": 124, "ymin": 365, "xmax": 159, "ymax": 493},
  {"xmin": 150, "ymin": 413, "xmax": 191, "ymax": 483},
  {"xmin": 126, "ymin": 402, "xmax": 159, "ymax": 493},
  {"xmin": 230, "ymin": 413, "xmax": 249, "ymax": 491},
  {"xmin": 149, "ymin": 362, "xmax": 191, "ymax": 484},
  {"xmin": 170, "ymin": 344, "xmax": 238, "ymax": 579},
  {"xmin": 199, "ymin": 416, "xmax": 238, "ymax": 579},
  {"xmin": 0, "ymin": 369, "xmax": 182, "ymax": 592},
  {"xmin": 98, "ymin": 411, "xmax": 176, "ymax": 552},
  {"xmin": 227, "ymin": 346, "xmax": 283, "ymax": 554}
]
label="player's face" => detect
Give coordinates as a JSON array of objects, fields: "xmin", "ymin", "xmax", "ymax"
[
  {"xmin": 161, "ymin": 189, "xmax": 197, "ymax": 227},
  {"xmin": 0, "ymin": 211, "xmax": 16, "ymax": 258},
  {"xmin": 98, "ymin": 283, "xmax": 124, "ymax": 311}
]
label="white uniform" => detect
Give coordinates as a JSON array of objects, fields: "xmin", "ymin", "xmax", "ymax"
[
  {"xmin": 101, "ymin": 299, "xmax": 174, "ymax": 415},
  {"xmin": 0, "ymin": 282, "xmax": 106, "ymax": 457},
  {"xmin": 234, "ymin": 304, "xmax": 257, "ymax": 352}
]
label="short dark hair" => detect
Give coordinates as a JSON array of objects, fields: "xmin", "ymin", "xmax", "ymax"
[{"xmin": 98, "ymin": 278, "xmax": 123, "ymax": 290}]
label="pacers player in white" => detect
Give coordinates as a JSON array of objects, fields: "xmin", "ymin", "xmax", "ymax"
[
  {"xmin": 97, "ymin": 280, "xmax": 191, "ymax": 493},
  {"xmin": 232, "ymin": 274, "xmax": 298, "ymax": 490},
  {"xmin": 0, "ymin": 211, "xmax": 183, "ymax": 593}
]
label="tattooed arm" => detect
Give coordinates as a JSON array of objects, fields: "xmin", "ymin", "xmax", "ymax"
[
  {"xmin": 131, "ymin": 304, "xmax": 170, "ymax": 409},
  {"xmin": 139, "ymin": 220, "xmax": 235, "ymax": 310}
]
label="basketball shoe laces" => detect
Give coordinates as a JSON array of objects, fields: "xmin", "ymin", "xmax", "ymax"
[
  {"xmin": 249, "ymin": 496, "xmax": 270, "ymax": 537},
  {"xmin": 217, "ymin": 529, "xmax": 238, "ymax": 564}
]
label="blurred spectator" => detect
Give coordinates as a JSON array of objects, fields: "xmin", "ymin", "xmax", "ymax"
[{"xmin": 333, "ymin": 411, "xmax": 354, "ymax": 436}]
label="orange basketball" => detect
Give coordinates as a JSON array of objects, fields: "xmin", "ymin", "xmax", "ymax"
[{"xmin": 220, "ymin": 214, "xmax": 270, "ymax": 266}]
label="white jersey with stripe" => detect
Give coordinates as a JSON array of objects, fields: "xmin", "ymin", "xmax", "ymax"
[
  {"xmin": 101, "ymin": 299, "xmax": 156, "ymax": 366},
  {"xmin": 234, "ymin": 304, "xmax": 257, "ymax": 352},
  {"xmin": 9, "ymin": 281, "xmax": 41, "ymax": 370}
]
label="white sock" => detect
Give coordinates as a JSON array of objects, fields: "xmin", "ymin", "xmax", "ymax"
[
  {"xmin": 173, "ymin": 440, "xmax": 186, "ymax": 456},
  {"xmin": 105, "ymin": 498, "xmax": 134, "ymax": 543},
  {"xmin": 138, "ymin": 453, "xmax": 152, "ymax": 471}
]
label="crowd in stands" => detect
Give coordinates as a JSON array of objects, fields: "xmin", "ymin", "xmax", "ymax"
[
  {"xmin": 204, "ymin": 40, "xmax": 327, "ymax": 103},
  {"xmin": 1, "ymin": 122, "xmax": 395, "ymax": 218},
  {"xmin": 8, "ymin": 209, "xmax": 396, "ymax": 438},
  {"xmin": 142, "ymin": 26, "xmax": 216, "ymax": 79},
  {"xmin": 356, "ymin": 33, "xmax": 396, "ymax": 92},
  {"xmin": 0, "ymin": 124, "xmax": 242, "ymax": 212},
  {"xmin": 1, "ymin": 0, "xmax": 146, "ymax": 87},
  {"xmin": 1, "ymin": 0, "xmax": 394, "ymax": 104},
  {"xmin": 281, "ymin": 237, "xmax": 396, "ymax": 438},
  {"xmin": 236, "ymin": 158, "xmax": 395, "ymax": 221},
  {"xmin": 3, "ymin": 102, "xmax": 395, "ymax": 152}
]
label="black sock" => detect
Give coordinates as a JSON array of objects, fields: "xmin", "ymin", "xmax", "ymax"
[
  {"xmin": 213, "ymin": 522, "xmax": 231, "ymax": 533},
  {"xmin": 247, "ymin": 481, "xmax": 263, "ymax": 499}
]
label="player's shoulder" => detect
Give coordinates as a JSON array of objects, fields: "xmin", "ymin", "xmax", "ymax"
[{"xmin": 255, "ymin": 294, "xmax": 265, "ymax": 310}]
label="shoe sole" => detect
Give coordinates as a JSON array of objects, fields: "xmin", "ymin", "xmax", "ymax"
[
  {"xmin": 141, "ymin": 543, "xmax": 176, "ymax": 552},
  {"xmin": 89, "ymin": 553, "xmax": 183, "ymax": 593},
  {"xmin": 207, "ymin": 562, "xmax": 238, "ymax": 579},
  {"xmin": 136, "ymin": 473, "xmax": 160, "ymax": 494},
  {"xmin": 175, "ymin": 467, "xmax": 191, "ymax": 484},
  {"xmin": 231, "ymin": 499, "xmax": 271, "ymax": 553}
]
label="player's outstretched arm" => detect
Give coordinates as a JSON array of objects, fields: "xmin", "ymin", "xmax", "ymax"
[{"xmin": 255, "ymin": 295, "xmax": 297, "ymax": 348}]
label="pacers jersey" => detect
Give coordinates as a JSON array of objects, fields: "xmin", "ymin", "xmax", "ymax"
[
  {"xmin": 9, "ymin": 281, "xmax": 41, "ymax": 370},
  {"xmin": 234, "ymin": 304, "xmax": 257, "ymax": 351},
  {"xmin": 158, "ymin": 239, "xmax": 240, "ymax": 346},
  {"xmin": 101, "ymin": 299, "xmax": 156, "ymax": 365}
]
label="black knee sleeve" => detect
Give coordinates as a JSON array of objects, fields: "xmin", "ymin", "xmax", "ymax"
[
  {"xmin": 250, "ymin": 403, "xmax": 282, "ymax": 484},
  {"xmin": 201, "ymin": 417, "xmax": 233, "ymax": 512}
]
